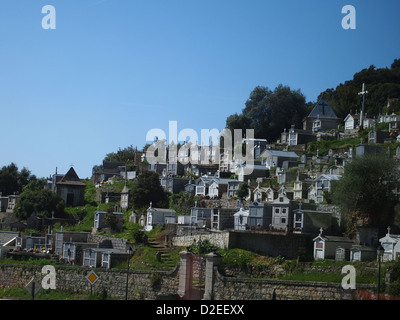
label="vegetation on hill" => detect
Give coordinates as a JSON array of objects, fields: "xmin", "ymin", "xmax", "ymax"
[
  {"xmin": 226, "ymin": 58, "xmax": 400, "ymax": 142},
  {"xmin": 331, "ymin": 153, "xmax": 400, "ymax": 236},
  {"xmin": 225, "ymin": 84, "xmax": 311, "ymax": 141},
  {"xmin": 14, "ymin": 179, "xmax": 65, "ymax": 220},
  {"xmin": 0, "ymin": 163, "xmax": 37, "ymax": 197},
  {"xmin": 320, "ymin": 59, "xmax": 400, "ymax": 119}
]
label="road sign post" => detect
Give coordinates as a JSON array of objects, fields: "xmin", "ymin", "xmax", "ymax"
[
  {"xmin": 86, "ymin": 270, "xmax": 99, "ymax": 298},
  {"xmin": 25, "ymin": 278, "xmax": 41, "ymax": 300}
]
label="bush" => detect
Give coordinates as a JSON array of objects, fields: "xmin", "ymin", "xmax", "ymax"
[
  {"xmin": 221, "ymin": 249, "xmax": 255, "ymax": 269},
  {"xmin": 187, "ymin": 239, "xmax": 218, "ymax": 256},
  {"xmin": 131, "ymin": 225, "xmax": 146, "ymax": 243},
  {"xmin": 150, "ymin": 272, "xmax": 163, "ymax": 290}
]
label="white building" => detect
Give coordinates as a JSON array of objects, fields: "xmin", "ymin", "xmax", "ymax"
[
  {"xmin": 233, "ymin": 208, "xmax": 249, "ymax": 231},
  {"xmin": 379, "ymin": 226, "xmax": 400, "ymax": 261},
  {"xmin": 313, "ymin": 228, "xmax": 354, "ymax": 260}
]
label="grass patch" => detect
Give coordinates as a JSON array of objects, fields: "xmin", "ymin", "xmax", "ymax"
[
  {"xmin": 129, "ymin": 245, "xmax": 181, "ymax": 271},
  {"xmin": 279, "ymin": 271, "xmax": 343, "ymax": 283},
  {"xmin": 0, "ymin": 287, "xmax": 115, "ymax": 300},
  {"xmin": 0, "ymin": 257, "xmax": 55, "ymax": 266},
  {"xmin": 219, "ymin": 248, "xmax": 275, "ymax": 270}
]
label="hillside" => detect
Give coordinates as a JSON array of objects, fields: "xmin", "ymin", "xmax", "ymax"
[{"xmin": 319, "ymin": 58, "xmax": 400, "ymax": 120}]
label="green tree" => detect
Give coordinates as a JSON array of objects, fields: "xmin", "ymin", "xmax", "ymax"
[
  {"xmin": 14, "ymin": 180, "xmax": 65, "ymax": 220},
  {"xmin": 104, "ymin": 145, "xmax": 137, "ymax": 163},
  {"xmin": 319, "ymin": 58, "xmax": 400, "ymax": 120},
  {"xmin": 0, "ymin": 163, "xmax": 36, "ymax": 196},
  {"xmin": 169, "ymin": 191, "xmax": 197, "ymax": 215},
  {"xmin": 226, "ymin": 85, "xmax": 308, "ymax": 142},
  {"xmin": 331, "ymin": 154, "xmax": 400, "ymax": 236},
  {"xmin": 130, "ymin": 170, "xmax": 169, "ymax": 211},
  {"xmin": 236, "ymin": 183, "xmax": 249, "ymax": 200}
]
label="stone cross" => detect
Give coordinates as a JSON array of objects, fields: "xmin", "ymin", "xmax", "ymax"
[{"xmin": 358, "ymin": 83, "xmax": 368, "ymax": 129}]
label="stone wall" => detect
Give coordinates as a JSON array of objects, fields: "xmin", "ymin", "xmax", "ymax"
[
  {"xmin": 0, "ymin": 263, "xmax": 180, "ymax": 300},
  {"xmin": 204, "ymin": 253, "xmax": 376, "ymax": 301},
  {"xmin": 212, "ymin": 269, "xmax": 370, "ymax": 300},
  {"xmin": 212, "ymin": 266, "xmax": 377, "ymax": 300}
]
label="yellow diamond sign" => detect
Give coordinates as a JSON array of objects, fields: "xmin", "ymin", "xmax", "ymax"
[{"xmin": 86, "ymin": 271, "xmax": 99, "ymax": 284}]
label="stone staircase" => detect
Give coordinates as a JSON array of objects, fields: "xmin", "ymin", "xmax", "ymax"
[{"xmin": 147, "ymin": 236, "xmax": 177, "ymax": 270}]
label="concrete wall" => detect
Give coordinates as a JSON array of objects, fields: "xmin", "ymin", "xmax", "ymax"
[
  {"xmin": 173, "ymin": 231, "xmax": 314, "ymax": 260},
  {"xmin": 172, "ymin": 231, "xmax": 230, "ymax": 249},
  {"xmin": 229, "ymin": 231, "xmax": 314, "ymax": 260}
]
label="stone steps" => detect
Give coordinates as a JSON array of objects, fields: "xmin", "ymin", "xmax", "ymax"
[{"xmin": 147, "ymin": 237, "xmax": 177, "ymax": 268}]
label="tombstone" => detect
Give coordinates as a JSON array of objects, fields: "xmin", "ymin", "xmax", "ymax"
[
  {"xmin": 129, "ymin": 212, "xmax": 138, "ymax": 224},
  {"xmin": 335, "ymin": 247, "xmax": 350, "ymax": 261}
]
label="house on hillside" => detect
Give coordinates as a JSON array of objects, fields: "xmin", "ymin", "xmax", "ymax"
[
  {"xmin": 308, "ymin": 174, "xmax": 341, "ymax": 204},
  {"xmin": 54, "ymin": 230, "xmax": 91, "ymax": 256},
  {"xmin": 190, "ymin": 206, "xmax": 212, "ymax": 228},
  {"xmin": 208, "ymin": 178, "xmax": 239, "ymax": 199},
  {"xmin": 233, "ymin": 208, "xmax": 249, "ymax": 230},
  {"xmin": 368, "ymin": 129, "xmax": 391, "ymax": 144},
  {"xmin": 293, "ymin": 204, "xmax": 339, "ymax": 235},
  {"xmin": 55, "ymin": 167, "xmax": 86, "ymax": 207},
  {"xmin": 379, "ymin": 226, "xmax": 400, "ymax": 261},
  {"xmin": 250, "ymin": 182, "xmax": 277, "ymax": 202},
  {"xmin": 271, "ymin": 187, "xmax": 292, "ymax": 231},
  {"xmin": 145, "ymin": 204, "xmax": 176, "ymax": 231},
  {"xmin": 6, "ymin": 195, "xmax": 18, "ymax": 213},
  {"xmin": 260, "ymin": 149, "xmax": 299, "ymax": 169},
  {"xmin": 83, "ymin": 247, "xmax": 130, "ymax": 269},
  {"xmin": 247, "ymin": 202, "xmax": 271, "ymax": 230},
  {"xmin": 194, "ymin": 176, "xmax": 213, "ymax": 197},
  {"xmin": 160, "ymin": 176, "xmax": 188, "ymax": 194},
  {"xmin": 303, "ymin": 99, "xmax": 341, "ymax": 133},
  {"xmin": 243, "ymin": 138, "xmax": 268, "ymax": 159},
  {"xmin": 281, "ymin": 125, "xmax": 316, "ymax": 146},
  {"xmin": 227, "ymin": 180, "xmax": 241, "ymax": 199},
  {"xmin": 120, "ymin": 185, "xmax": 130, "ymax": 211},
  {"xmin": 344, "ymin": 113, "xmax": 360, "ymax": 131},
  {"xmin": 93, "ymin": 211, "xmax": 124, "ymax": 232},
  {"xmin": 313, "ymin": 228, "xmax": 354, "ymax": 260}
]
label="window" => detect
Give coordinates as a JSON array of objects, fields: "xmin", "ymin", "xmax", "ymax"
[
  {"xmin": 196, "ymin": 186, "xmax": 205, "ymax": 195},
  {"xmin": 102, "ymin": 253, "xmax": 110, "ymax": 268},
  {"xmin": 56, "ymin": 232, "xmax": 63, "ymax": 254},
  {"xmin": 84, "ymin": 250, "xmax": 96, "ymax": 267},
  {"xmin": 63, "ymin": 243, "xmax": 75, "ymax": 260}
]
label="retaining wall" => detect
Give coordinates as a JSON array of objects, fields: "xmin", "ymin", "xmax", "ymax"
[{"xmin": 0, "ymin": 264, "xmax": 180, "ymax": 300}]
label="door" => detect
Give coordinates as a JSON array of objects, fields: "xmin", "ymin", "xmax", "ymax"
[
  {"xmin": 66, "ymin": 193, "xmax": 74, "ymax": 206},
  {"xmin": 315, "ymin": 249, "xmax": 324, "ymax": 260}
]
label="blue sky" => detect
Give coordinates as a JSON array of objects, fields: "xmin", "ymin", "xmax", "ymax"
[{"xmin": 0, "ymin": 0, "xmax": 399, "ymax": 179}]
